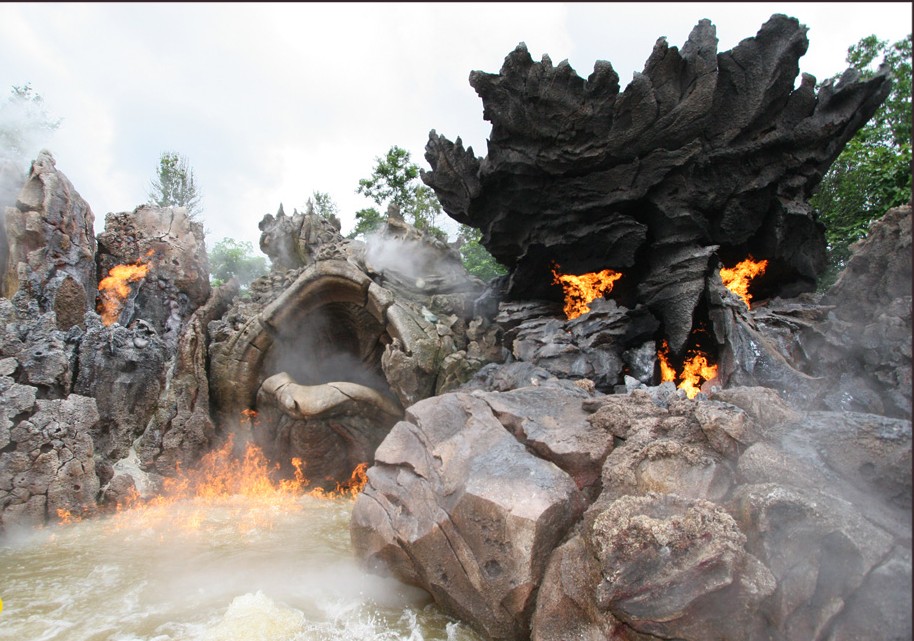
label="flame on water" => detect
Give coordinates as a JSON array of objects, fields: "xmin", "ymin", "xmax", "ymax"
[
  {"xmin": 720, "ymin": 256, "xmax": 768, "ymax": 308},
  {"xmin": 97, "ymin": 255, "xmax": 153, "ymax": 326},
  {"xmin": 657, "ymin": 340, "xmax": 719, "ymax": 399},
  {"xmin": 551, "ymin": 264, "xmax": 623, "ymax": 320}
]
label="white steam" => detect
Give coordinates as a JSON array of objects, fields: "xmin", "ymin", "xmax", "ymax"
[
  {"xmin": 363, "ymin": 230, "xmax": 470, "ymax": 292},
  {"xmin": 0, "ymin": 85, "xmax": 61, "ymax": 208}
]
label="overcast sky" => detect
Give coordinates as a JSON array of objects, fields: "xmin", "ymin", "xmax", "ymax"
[{"xmin": 1, "ymin": 2, "xmax": 911, "ymax": 252}]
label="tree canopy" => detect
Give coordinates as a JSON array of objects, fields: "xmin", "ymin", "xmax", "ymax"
[
  {"xmin": 811, "ymin": 33, "xmax": 912, "ymax": 287},
  {"xmin": 148, "ymin": 151, "xmax": 203, "ymax": 219},
  {"xmin": 355, "ymin": 145, "xmax": 444, "ymax": 237},
  {"xmin": 0, "ymin": 83, "xmax": 61, "ymax": 163},
  {"xmin": 208, "ymin": 237, "xmax": 268, "ymax": 290}
]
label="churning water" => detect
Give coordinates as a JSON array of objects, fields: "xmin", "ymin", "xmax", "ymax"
[{"xmin": 0, "ymin": 496, "xmax": 481, "ymax": 641}]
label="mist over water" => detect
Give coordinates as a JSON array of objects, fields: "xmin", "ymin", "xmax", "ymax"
[{"xmin": 0, "ymin": 496, "xmax": 481, "ymax": 641}]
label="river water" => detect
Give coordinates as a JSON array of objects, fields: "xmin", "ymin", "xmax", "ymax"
[{"xmin": 0, "ymin": 495, "xmax": 481, "ymax": 641}]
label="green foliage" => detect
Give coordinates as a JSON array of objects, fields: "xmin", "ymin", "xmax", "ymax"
[
  {"xmin": 811, "ymin": 34, "xmax": 912, "ymax": 288},
  {"xmin": 347, "ymin": 207, "xmax": 384, "ymax": 239},
  {"xmin": 457, "ymin": 224, "xmax": 507, "ymax": 281},
  {"xmin": 356, "ymin": 145, "xmax": 445, "ymax": 237},
  {"xmin": 208, "ymin": 238, "xmax": 268, "ymax": 290},
  {"xmin": 0, "ymin": 83, "xmax": 61, "ymax": 160},
  {"xmin": 148, "ymin": 151, "xmax": 203, "ymax": 219}
]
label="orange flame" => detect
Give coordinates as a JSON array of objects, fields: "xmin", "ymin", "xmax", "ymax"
[
  {"xmin": 720, "ymin": 256, "xmax": 768, "ymax": 308},
  {"xmin": 657, "ymin": 340, "xmax": 719, "ymax": 399},
  {"xmin": 97, "ymin": 259, "xmax": 151, "ymax": 325},
  {"xmin": 551, "ymin": 264, "xmax": 623, "ymax": 320}
]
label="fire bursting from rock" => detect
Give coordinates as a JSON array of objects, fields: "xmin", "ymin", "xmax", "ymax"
[
  {"xmin": 56, "ymin": 411, "xmax": 369, "ymax": 531},
  {"xmin": 551, "ymin": 263, "xmax": 623, "ymax": 320},
  {"xmin": 97, "ymin": 252, "xmax": 154, "ymax": 325},
  {"xmin": 657, "ymin": 339, "xmax": 719, "ymax": 399},
  {"xmin": 720, "ymin": 256, "xmax": 769, "ymax": 308}
]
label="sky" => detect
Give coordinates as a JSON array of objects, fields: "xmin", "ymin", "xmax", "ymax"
[{"xmin": 0, "ymin": 2, "xmax": 911, "ymax": 252}]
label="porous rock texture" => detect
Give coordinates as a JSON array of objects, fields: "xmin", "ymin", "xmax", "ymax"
[
  {"xmin": 1, "ymin": 150, "xmax": 97, "ymax": 331},
  {"xmin": 0, "ymin": 160, "xmax": 222, "ymax": 532},
  {"xmin": 422, "ymin": 14, "xmax": 892, "ymax": 355},
  {"xmin": 96, "ymin": 204, "xmax": 210, "ymax": 350},
  {"xmin": 354, "ymin": 381, "xmax": 911, "ymax": 641}
]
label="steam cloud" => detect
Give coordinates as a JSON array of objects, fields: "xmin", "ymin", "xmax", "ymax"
[{"xmin": 0, "ymin": 85, "xmax": 60, "ymax": 209}]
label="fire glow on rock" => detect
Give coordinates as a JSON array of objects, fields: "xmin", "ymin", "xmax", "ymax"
[
  {"xmin": 720, "ymin": 256, "xmax": 769, "ymax": 308},
  {"xmin": 551, "ymin": 264, "xmax": 623, "ymax": 320},
  {"xmin": 657, "ymin": 340, "xmax": 719, "ymax": 399}
]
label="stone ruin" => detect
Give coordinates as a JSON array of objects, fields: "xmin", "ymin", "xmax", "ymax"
[{"xmin": 0, "ymin": 12, "xmax": 910, "ymax": 641}]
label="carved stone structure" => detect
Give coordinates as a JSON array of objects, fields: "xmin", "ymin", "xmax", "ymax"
[{"xmin": 208, "ymin": 212, "xmax": 500, "ymax": 486}]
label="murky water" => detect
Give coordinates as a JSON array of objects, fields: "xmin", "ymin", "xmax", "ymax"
[{"xmin": 0, "ymin": 496, "xmax": 481, "ymax": 641}]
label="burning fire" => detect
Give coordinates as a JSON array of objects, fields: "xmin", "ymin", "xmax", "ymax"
[
  {"xmin": 56, "ymin": 432, "xmax": 369, "ymax": 532},
  {"xmin": 657, "ymin": 340, "xmax": 719, "ymax": 399},
  {"xmin": 551, "ymin": 264, "xmax": 623, "ymax": 320},
  {"xmin": 97, "ymin": 254, "xmax": 153, "ymax": 325},
  {"xmin": 720, "ymin": 256, "xmax": 768, "ymax": 308}
]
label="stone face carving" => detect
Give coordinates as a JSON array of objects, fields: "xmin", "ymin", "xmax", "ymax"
[
  {"xmin": 208, "ymin": 208, "xmax": 494, "ymax": 483},
  {"xmin": 421, "ymin": 14, "xmax": 891, "ymax": 354},
  {"xmin": 1, "ymin": 150, "xmax": 97, "ymax": 330}
]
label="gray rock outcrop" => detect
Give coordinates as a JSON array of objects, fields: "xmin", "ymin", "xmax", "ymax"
[
  {"xmin": 353, "ymin": 384, "xmax": 911, "ymax": 641},
  {"xmin": 1, "ymin": 150, "xmax": 97, "ymax": 331}
]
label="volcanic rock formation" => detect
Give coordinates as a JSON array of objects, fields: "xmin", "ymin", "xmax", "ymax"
[
  {"xmin": 353, "ymin": 14, "xmax": 911, "ymax": 641},
  {"xmin": 354, "ymin": 238, "xmax": 913, "ymax": 641},
  {"xmin": 421, "ymin": 14, "xmax": 892, "ymax": 356}
]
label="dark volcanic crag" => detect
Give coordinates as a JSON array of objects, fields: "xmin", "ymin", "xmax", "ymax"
[{"xmin": 421, "ymin": 14, "xmax": 892, "ymax": 354}]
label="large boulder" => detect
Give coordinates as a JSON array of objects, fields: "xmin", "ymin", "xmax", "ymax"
[
  {"xmin": 351, "ymin": 389, "xmax": 595, "ymax": 641},
  {"xmin": 804, "ymin": 204, "xmax": 912, "ymax": 418},
  {"xmin": 354, "ymin": 384, "xmax": 911, "ymax": 641}
]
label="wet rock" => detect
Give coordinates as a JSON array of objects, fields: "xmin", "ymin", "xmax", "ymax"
[
  {"xmin": 804, "ymin": 204, "xmax": 912, "ymax": 418},
  {"xmin": 74, "ymin": 316, "xmax": 166, "ymax": 463},
  {"xmin": 136, "ymin": 279, "xmax": 238, "ymax": 476}
]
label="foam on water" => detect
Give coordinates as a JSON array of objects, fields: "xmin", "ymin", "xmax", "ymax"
[{"xmin": 0, "ymin": 496, "xmax": 481, "ymax": 641}]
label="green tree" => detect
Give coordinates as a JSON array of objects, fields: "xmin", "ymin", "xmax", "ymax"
[
  {"xmin": 305, "ymin": 190, "xmax": 342, "ymax": 229},
  {"xmin": 0, "ymin": 83, "xmax": 61, "ymax": 161},
  {"xmin": 148, "ymin": 151, "xmax": 203, "ymax": 219},
  {"xmin": 811, "ymin": 34, "xmax": 912, "ymax": 287},
  {"xmin": 457, "ymin": 224, "xmax": 507, "ymax": 281},
  {"xmin": 208, "ymin": 238, "xmax": 268, "ymax": 290},
  {"xmin": 347, "ymin": 207, "xmax": 384, "ymax": 239},
  {"xmin": 356, "ymin": 145, "xmax": 445, "ymax": 236}
]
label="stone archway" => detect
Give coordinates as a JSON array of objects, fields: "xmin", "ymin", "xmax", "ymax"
[{"xmin": 208, "ymin": 259, "xmax": 442, "ymax": 485}]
